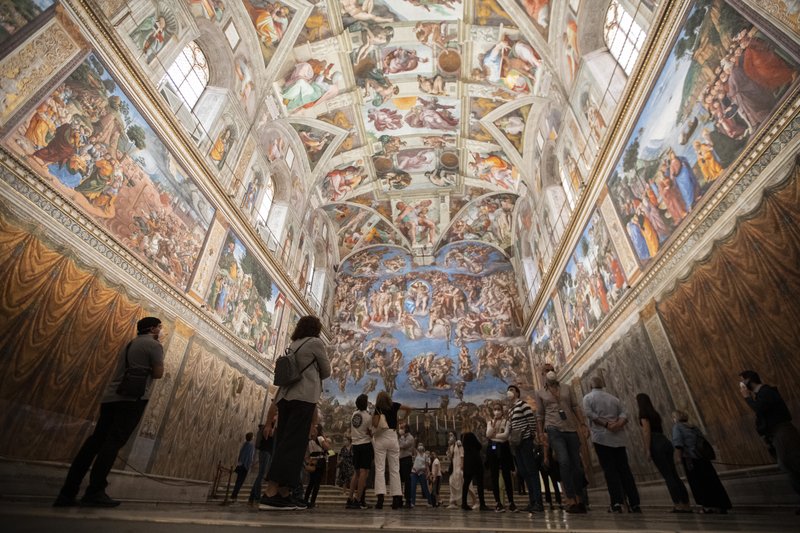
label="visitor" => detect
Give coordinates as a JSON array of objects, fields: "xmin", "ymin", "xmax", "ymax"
[
  {"xmin": 399, "ymin": 423, "xmax": 415, "ymax": 506},
  {"xmin": 231, "ymin": 432, "xmax": 255, "ymax": 502},
  {"xmin": 304, "ymin": 424, "xmax": 330, "ymax": 508},
  {"xmin": 460, "ymin": 424, "xmax": 489, "ymax": 511},
  {"xmin": 507, "ymin": 385, "xmax": 544, "ymax": 513},
  {"xmin": 409, "ymin": 444, "xmax": 432, "ymax": 507},
  {"xmin": 486, "ymin": 402, "xmax": 517, "ymax": 512},
  {"xmin": 347, "ymin": 394, "xmax": 373, "ymax": 509},
  {"xmin": 372, "ymin": 391, "xmax": 411, "ymax": 509}
]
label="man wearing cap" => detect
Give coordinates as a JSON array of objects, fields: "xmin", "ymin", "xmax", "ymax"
[
  {"xmin": 54, "ymin": 317, "xmax": 165, "ymax": 508},
  {"xmin": 534, "ymin": 364, "xmax": 587, "ymax": 513}
]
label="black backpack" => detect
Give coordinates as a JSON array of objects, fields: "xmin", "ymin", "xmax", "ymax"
[{"xmin": 273, "ymin": 338, "xmax": 313, "ymax": 387}]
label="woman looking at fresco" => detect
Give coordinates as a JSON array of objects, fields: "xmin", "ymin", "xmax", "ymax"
[
  {"xmin": 636, "ymin": 394, "xmax": 692, "ymax": 513},
  {"xmin": 486, "ymin": 402, "xmax": 517, "ymax": 512},
  {"xmin": 372, "ymin": 391, "xmax": 413, "ymax": 510},
  {"xmin": 259, "ymin": 316, "xmax": 331, "ymax": 511},
  {"xmin": 671, "ymin": 410, "xmax": 731, "ymax": 514}
]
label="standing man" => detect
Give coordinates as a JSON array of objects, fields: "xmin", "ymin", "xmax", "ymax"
[
  {"xmin": 739, "ymin": 370, "xmax": 800, "ymax": 510},
  {"xmin": 346, "ymin": 394, "xmax": 374, "ymax": 509},
  {"xmin": 248, "ymin": 419, "xmax": 275, "ymax": 506},
  {"xmin": 398, "ymin": 423, "xmax": 415, "ymax": 506},
  {"xmin": 231, "ymin": 432, "xmax": 255, "ymax": 502},
  {"xmin": 506, "ymin": 385, "xmax": 543, "ymax": 513},
  {"xmin": 582, "ymin": 376, "xmax": 640, "ymax": 513},
  {"xmin": 54, "ymin": 316, "xmax": 165, "ymax": 507},
  {"xmin": 534, "ymin": 365, "xmax": 587, "ymax": 513}
]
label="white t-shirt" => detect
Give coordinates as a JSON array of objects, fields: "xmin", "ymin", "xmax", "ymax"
[{"xmin": 351, "ymin": 409, "xmax": 371, "ymax": 445}]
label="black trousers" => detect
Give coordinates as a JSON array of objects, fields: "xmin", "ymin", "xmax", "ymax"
[
  {"xmin": 305, "ymin": 461, "xmax": 326, "ymax": 505},
  {"xmin": 650, "ymin": 433, "xmax": 689, "ymax": 505},
  {"xmin": 266, "ymin": 399, "xmax": 316, "ymax": 488},
  {"xmin": 487, "ymin": 442, "xmax": 515, "ymax": 505},
  {"xmin": 60, "ymin": 400, "xmax": 147, "ymax": 498},
  {"xmin": 232, "ymin": 466, "xmax": 248, "ymax": 498},
  {"xmin": 400, "ymin": 455, "xmax": 413, "ymax": 501},
  {"xmin": 462, "ymin": 460, "xmax": 486, "ymax": 508},
  {"xmin": 593, "ymin": 443, "xmax": 640, "ymax": 508}
]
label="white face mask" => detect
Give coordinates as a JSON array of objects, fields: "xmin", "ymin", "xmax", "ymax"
[
  {"xmin": 545, "ymin": 371, "xmax": 558, "ymax": 384},
  {"xmin": 493, "ymin": 410, "xmax": 502, "ymax": 418},
  {"xmin": 506, "ymin": 390, "xmax": 515, "ymax": 399}
]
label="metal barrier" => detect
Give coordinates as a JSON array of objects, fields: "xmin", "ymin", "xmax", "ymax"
[{"xmin": 210, "ymin": 461, "xmax": 235, "ymax": 504}]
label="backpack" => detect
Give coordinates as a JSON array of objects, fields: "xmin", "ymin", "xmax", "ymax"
[
  {"xmin": 692, "ymin": 427, "xmax": 716, "ymax": 461},
  {"xmin": 273, "ymin": 338, "xmax": 313, "ymax": 387}
]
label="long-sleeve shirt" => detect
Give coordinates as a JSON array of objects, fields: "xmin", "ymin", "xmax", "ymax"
[
  {"xmin": 745, "ymin": 384, "xmax": 793, "ymax": 437},
  {"xmin": 237, "ymin": 441, "xmax": 255, "ymax": 468},
  {"xmin": 582, "ymin": 388, "xmax": 627, "ymax": 448},
  {"xmin": 510, "ymin": 400, "xmax": 536, "ymax": 441}
]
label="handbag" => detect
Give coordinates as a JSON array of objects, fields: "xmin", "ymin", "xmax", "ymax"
[
  {"xmin": 116, "ymin": 342, "xmax": 149, "ymax": 398},
  {"xmin": 273, "ymin": 338, "xmax": 313, "ymax": 387}
]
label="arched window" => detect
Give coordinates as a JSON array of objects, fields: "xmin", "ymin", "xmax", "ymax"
[
  {"xmin": 604, "ymin": 0, "xmax": 646, "ymax": 76},
  {"xmin": 161, "ymin": 41, "xmax": 209, "ymax": 109},
  {"xmin": 257, "ymin": 175, "xmax": 276, "ymax": 223}
]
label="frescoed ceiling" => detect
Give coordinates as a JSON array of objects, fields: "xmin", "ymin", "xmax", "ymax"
[{"xmin": 244, "ymin": 0, "xmax": 568, "ymax": 264}]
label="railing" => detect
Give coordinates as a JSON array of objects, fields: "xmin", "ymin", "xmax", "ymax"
[{"xmin": 210, "ymin": 461, "xmax": 235, "ymax": 504}]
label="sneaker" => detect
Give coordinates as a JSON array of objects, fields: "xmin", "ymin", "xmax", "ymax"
[
  {"xmin": 80, "ymin": 492, "xmax": 120, "ymax": 508},
  {"xmin": 508, "ymin": 503, "xmax": 519, "ymax": 513},
  {"xmin": 461, "ymin": 504, "xmax": 472, "ymax": 511},
  {"xmin": 479, "ymin": 505, "xmax": 491, "ymax": 511},
  {"xmin": 630, "ymin": 505, "xmax": 642, "ymax": 514},
  {"xmin": 53, "ymin": 494, "xmax": 78, "ymax": 508},
  {"xmin": 359, "ymin": 502, "xmax": 372, "ymax": 509},
  {"xmin": 566, "ymin": 503, "xmax": 588, "ymax": 514},
  {"xmin": 346, "ymin": 499, "xmax": 360, "ymax": 509},
  {"xmin": 259, "ymin": 494, "xmax": 297, "ymax": 511},
  {"xmin": 291, "ymin": 498, "xmax": 308, "ymax": 510},
  {"xmin": 608, "ymin": 503, "xmax": 623, "ymax": 513},
  {"xmin": 495, "ymin": 503, "xmax": 505, "ymax": 513}
]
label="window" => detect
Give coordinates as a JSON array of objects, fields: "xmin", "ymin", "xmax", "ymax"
[
  {"xmin": 257, "ymin": 175, "xmax": 276, "ymax": 223},
  {"xmin": 161, "ymin": 41, "xmax": 209, "ymax": 109},
  {"xmin": 604, "ymin": 1, "xmax": 646, "ymax": 76}
]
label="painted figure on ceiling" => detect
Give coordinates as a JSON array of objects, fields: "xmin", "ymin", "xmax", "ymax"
[
  {"xmin": 383, "ymin": 47, "xmax": 429, "ymax": 74},
  {"xmin": 404, "ymin": 97, "xmax": 458, "ymax": 130},
  {"xmin": 281, "ymin": 60, "xmax": 341, "ymax": 113},
  {"xmin": 342, "ymin": 0, "xmax": 395, "ymax": 23}
]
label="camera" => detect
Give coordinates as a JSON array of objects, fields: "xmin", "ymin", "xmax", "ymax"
[{"xmin": 558, "ymin": 409, "xmax": 567, "ymax": 421}]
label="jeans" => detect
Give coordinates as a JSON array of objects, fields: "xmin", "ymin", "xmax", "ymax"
[
  {"xmin": 409, "ymin": 471, "xmax": 431, "ymax": 506},
  {"xmin": 514, "ymin": 437, "xmax": 543, "ymax": 507},
  {"xmin": 60, "ymin": 400, "xmax": 147, "ymax": 499},
  {"xmin": 650, "ymin": 433, "xmax": 688, "ymax": 505},
  {"xmin": 248, "ymin": 449, "xmax": 272, "ymax": 502},
  {"xmin": 546, "ymin": 428, "xmax": 584, "ymax": 500},
  {"xmin": 593, "ymin": 443, "xmax": 640, "ymax": 508},
  {"xmin": 231, "ymin": 466, "xmax": 248, "ymax": 499}
]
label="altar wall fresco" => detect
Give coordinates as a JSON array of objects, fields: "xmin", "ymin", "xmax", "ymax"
[{"xmin": 330, "ymin": 242, "xmax": 529, "ymax": 409}]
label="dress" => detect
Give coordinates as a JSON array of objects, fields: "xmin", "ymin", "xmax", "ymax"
[
  {"xmin": 337, "ymin": 445, "xmax": 355, "ymax": 487},
  {"xmin": 672, "ymin": 421, "xmax": 731, "ymax": 511}
]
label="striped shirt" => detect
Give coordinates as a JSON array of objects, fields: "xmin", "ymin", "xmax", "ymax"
[{"xmin": 510, "ymin": 400, "xmax": 536, "ymax": 441}]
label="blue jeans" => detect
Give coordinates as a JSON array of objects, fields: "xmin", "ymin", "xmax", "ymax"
[
  {"xmin": 546, "ymin": 428, "xmax": 584, "ymax": 499},
  {"xmin": 514, "ymin": 437, "xmax": 543, "ymax": 507},
  {"xmin": 248, "ymin": 450, "xmax": 272, "ymax": 502},
  {"xmin": 409, "ymin": 472, "xmax": 431, "ymax": 506}
]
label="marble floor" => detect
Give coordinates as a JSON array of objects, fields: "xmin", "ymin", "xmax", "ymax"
[{"xmin": 2, "ymin": 501, "xmax": 799, "ymax": 533}]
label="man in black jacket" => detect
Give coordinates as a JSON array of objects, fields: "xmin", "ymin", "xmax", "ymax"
[{"xmin": 739, "ymin": 370, "xmax": 800, "ymax": 511}]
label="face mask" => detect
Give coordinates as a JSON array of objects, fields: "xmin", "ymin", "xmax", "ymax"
[
  {"xmin": 448, "ymin": 436, "xmax": 455, "ymax": 444},
  {"xmin": 417, "ymin": 446, "xmax": 424, "ymax": 453},
  {"xmin": 545, "ymin": 370, "xmax": 557, "ymax": 384},
  {"xmin": 506, "ymin": 390, "xmax": 515, "ymax": 399}
]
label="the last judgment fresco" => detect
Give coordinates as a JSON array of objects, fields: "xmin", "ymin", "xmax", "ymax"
[{"xmin": 330, "ymin": 242, "xmax": 530, "ymax": 409}]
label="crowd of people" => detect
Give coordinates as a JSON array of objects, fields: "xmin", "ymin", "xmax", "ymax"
[{"xmin": 52, "ymin": 313, "xmax": 799, "ymax": 518}]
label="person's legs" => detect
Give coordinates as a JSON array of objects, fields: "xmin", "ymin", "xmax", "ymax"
[
  {"xmin": 474, "ymin": 464, "xmax": 486, "ymax": 508},
  {"xmin": 461, "ymin": 470, "xmax": 473, "ymax": 508},
  {"xmin": 387, "ymin": 440, "xmax": 401, "ymax": 497},
  {"xmin": 563, "ymin": 431, "xmax": 585, "ymax": 503},
  {"xmin": 399, "ymin": 456, "xmax": 413, "ymax": 503},
  {"xmin": 615, "ymin": 446, "xmax": 640, "ymax": 508},
  {"xmin": 409, "ymin": 472, "xmax": 419, "ymax": 506},
  {"xmin": 547, "ymin": 428, "xmax": 576, "ymax": 500},
  {"xmin": 488, "ymin": 447, "xmax": 501, "ymax": 504},
  {"xmin": 419, "ymin": 473, "xmax": 431, "ymax": 504},
  {"xmin": 58, "ymin": 402, "xmax": 117, "ymax": 501},
  {"xmin": 594, "ymin": 442, "xmax": 622, "ymax": 508},
  {"xmin": 232, "ymin": 467, "xmax": 248, "ymax": 499},
  {"xmin": 651, "ymin": 437, "xmax": 689, "ymax": 505},
  {"xmin": 264, "ymin": 400, "xmax": 315, "ymax": 498},
  {"xmin": 249, "ymin": 451, "xmax": 271, "ymax": 503},
  {"xmin": 515, "ymin": 442, "xmax": 542, "ymax": 509},
  {"xmin": 773, "ymin": 423, "xmax": 800, "ymax": 496},
  {"xmin": 373, "ymin": 439, "xmax": 387, "ymax": 498},
  {"xmin": 86, "ymin": 400, "xmax": 147, "ymax": 498},
  {"xmin": 501, "ymin": 464, "xmax": 515, "ymax": 507}
]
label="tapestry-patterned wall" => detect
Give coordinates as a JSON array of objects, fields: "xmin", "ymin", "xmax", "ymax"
[
  {"xmin": 0, "ymin": 212, "xmax": 269, "ymax": 479},
  {"xmin": 657, "ymin": 168, "xmax": 800, "ymax": 467},
  {"xmin": 149, "ymin": 337, "xmax": 266, "ymax": 480},
  {"xmin": 576, "ymin": 319, "xmax": 677, "ymax": 482},
  {"xmin": 0, "ymin": 214, "xmax": 145, "ymax": 461}
]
